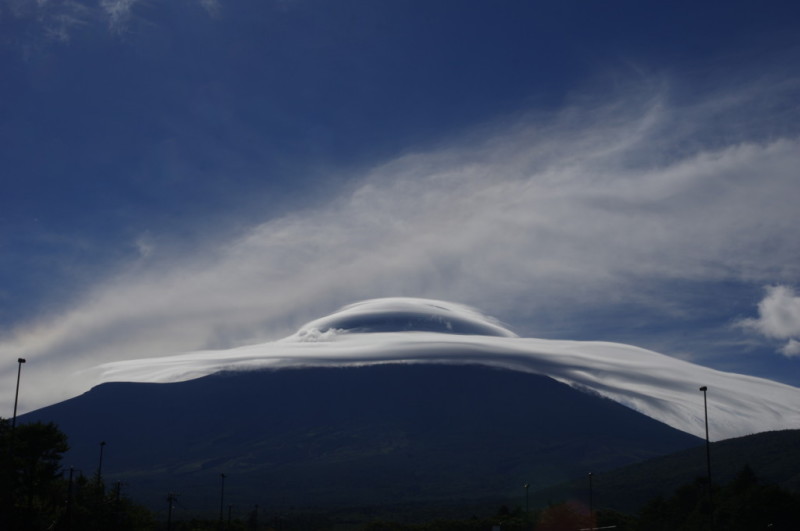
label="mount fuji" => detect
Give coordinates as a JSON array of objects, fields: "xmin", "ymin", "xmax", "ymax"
[
  {"xmin": 20, "ymin": 298, "xmax": 800, "ymax": 512},
  {"xmin": 82, "ymin": 297, "xmax": 800, "ymax": 440}
]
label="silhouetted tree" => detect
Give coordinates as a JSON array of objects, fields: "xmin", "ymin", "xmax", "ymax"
[
  {"xmin": 2, "ymin": 418, "xmax": 155, "ymax": 530},
  {"xmin": 636, "ymin": 466, "xmax": 800, "ymax": 531},
  {"xmin": 1, "ymin": 418, "xmax": 69, "ymax": 530}
]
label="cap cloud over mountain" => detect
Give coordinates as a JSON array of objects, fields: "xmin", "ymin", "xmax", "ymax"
[{"xmin": 84, "ymin": 297, "xmax": 800, "ymax": 441}]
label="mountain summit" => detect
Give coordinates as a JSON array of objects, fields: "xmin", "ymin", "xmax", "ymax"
[{"xmin": 86, "ymin": 298, "xmax": 800, "ymax": 440}]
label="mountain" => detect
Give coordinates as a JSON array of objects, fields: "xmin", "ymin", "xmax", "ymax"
[
  {"xmin": 21, "ymin": 364, "xmax": 700, "ymax": 514},
  {"xmin": 82, "ymin": 298, "xmax": 800, "ymax": 440},
  {"xmin": 18, "ymin": 297, "xmax": 800, "ymax": 517}
]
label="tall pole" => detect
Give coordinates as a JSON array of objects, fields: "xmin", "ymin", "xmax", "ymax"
[
  {"xmin": 588, "ymin": 472, "xmax": 594, "ymax": 528},
  {"xmin": 167, "ymin": 493, "xmax": 176, "ymax": 531},
  {"xmin": 219, "ymin": 473, "xmax": 226, "ymax": 526},
  {"xmin": 699, "ymin": 385, "xmax": 713, "ymax": 526},
  {"xmin": 66, "ymin": 467, "xmax": 74, "ymax": 531},
  {"xmin": 11, "ymin": 358, "xmax": 26, "ymax": 429},
  {"xmin": 523, "ymin": 482, "xmax": 529, "ymax": 518},
  {"xmin": 97, "ymin": 441, "xmax": 107, "ymax": 481},
  {"xmin": 699, "ymin": 387, "xmax": 711, "ymax": 487}
]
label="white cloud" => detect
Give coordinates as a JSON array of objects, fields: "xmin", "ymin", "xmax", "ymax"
[
  {"xmin": 2, "ymin": 77, "xmax": 800, "ymax": 414},
  {"xmin": 81, "ymin": 298, "xmax": 800, "ymax": 440},
  {"xmin": 739, "ymin": 285, "xmax": 800, "ymax": 357},
  {"xmin": 745, "ymin": 286, "xmax": 800, "ymax": 339},
  {"xmin": 781, "ymin": 339, "xmax": 800, "ymax": 358}
]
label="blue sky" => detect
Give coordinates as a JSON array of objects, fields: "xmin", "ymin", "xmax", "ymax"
[{"xmin": 1, "ymin": 0, "xmax": 800, "ymax": 414}]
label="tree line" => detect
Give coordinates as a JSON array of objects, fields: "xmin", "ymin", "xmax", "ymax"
[{"xmin": 3, "ymin": 418, "xmax": 799, "ymax": 530}]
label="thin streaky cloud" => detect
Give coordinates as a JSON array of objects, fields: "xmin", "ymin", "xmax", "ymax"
[
  {"xmin": 1, "ymin": 0, "xmax": 92, "ymax": 43},
  {"xmin": 2, "ymin": 0, "xmax": 217, "ymax": 42}
]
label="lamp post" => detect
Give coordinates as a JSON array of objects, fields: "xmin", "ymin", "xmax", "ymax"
[
  {"xmin": 66, "ymin": 467, "xmax": 75, "ymax": 531},
  {"xmin": 167, "ymin": 493, "xmax": 177, "ymax": 531},
  {"xmin": 699, "ymin": 387, "xmax": 711, "ymax": 487},
  {"xmin": 699, "ymin": 385, "xmax": 713, "ymax": 527},
  {"xmin": 97, "ymin": 441, "xmax": 107, "ymax": 482},
  {"xmin": 219, "ymin": 473, "xmax": 226, "ymax": 526},
  {"xmin": 523, "ymin": 482, "xmax": 529, "ymax": 518},
  {"xmin": 11, "ymin": 358, "xmax": 26, "ymax": 429},
  {"xmin": 588, "ymin": 472, "xmax": 594, "ymax": 528}
]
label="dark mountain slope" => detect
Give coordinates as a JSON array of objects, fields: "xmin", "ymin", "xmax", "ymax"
[
  {"xmin": 539, "ymin": 429, "xmax": 800, "ymax": 513},
  {"xmin": 21, "ymin": 363, "xmax": 700, "ymax": 513}
]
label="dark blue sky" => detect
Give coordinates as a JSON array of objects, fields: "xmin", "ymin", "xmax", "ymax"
[{"xmin": 2, "ymin": 0, "xmax": 800, "ymax": 413}]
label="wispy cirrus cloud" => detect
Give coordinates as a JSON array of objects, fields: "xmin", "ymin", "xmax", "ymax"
[
  {"xmin": 1, "ymin": 0, "xmax": 220, "ymax": 41},
  {"xmin": 1, "ymin": 0, "xmax": 91, "ymax": 43},
  {"xmin": 1, "ymin": 76, "xmax": 799, "ymax": 414},
  {"xmin": 198, "ymin": 0, "xmax": 219, "ymax": 16},
  {"xmin": 99, "ymin": 0, "xmax": 138, "ymax": 30}
]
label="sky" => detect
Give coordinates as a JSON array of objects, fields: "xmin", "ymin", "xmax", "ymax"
[{"xmin": 1, "ymin": 0, "xmax": 800, "ymax": 416}]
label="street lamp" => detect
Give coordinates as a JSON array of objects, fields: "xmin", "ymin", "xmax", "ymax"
[
  {"xmin": 97, "ymin": 441, "xmax": 107, "ymax": 481},
  {"xmin": 219, "ymin": 473, "xmax": 226, "ymax": 525},
  {"xmin": 588, "ymin": 472, "xmax": 594, "ymax": 527},
  {"xmin": 699, "ymin": 385, "xmax": 713, "ymax": 526},
  {"xmin": 11, "ymin": 358, "xmax": 26, "ymax": 429},
  {"xmin": 167, "ymin": 493, "xmax": 177, "ymax": 531},
  {"xmin": 699, "ymin": 386, "xmax": 711, "ymax": 487},
  {"xmin": 523, "ymin": 482, "xmax": 529, "ymax": 518}
]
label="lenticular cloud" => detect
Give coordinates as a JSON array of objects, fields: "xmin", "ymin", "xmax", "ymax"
[{"xmin": 87, "ymin": 298, "xmax": 800, "ymax": 440}]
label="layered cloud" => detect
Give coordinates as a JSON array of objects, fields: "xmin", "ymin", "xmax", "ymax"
[
  {"xmin": 83, "ymin": 298, "xmax": 800, "ymax": 440},
  {"xmin": 738, "ymin": 285, "xmax": 800, "ymax": 357},
  {"xmin": 1, "ymin": 77, "xmax": 799, "ymax": 415}
]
